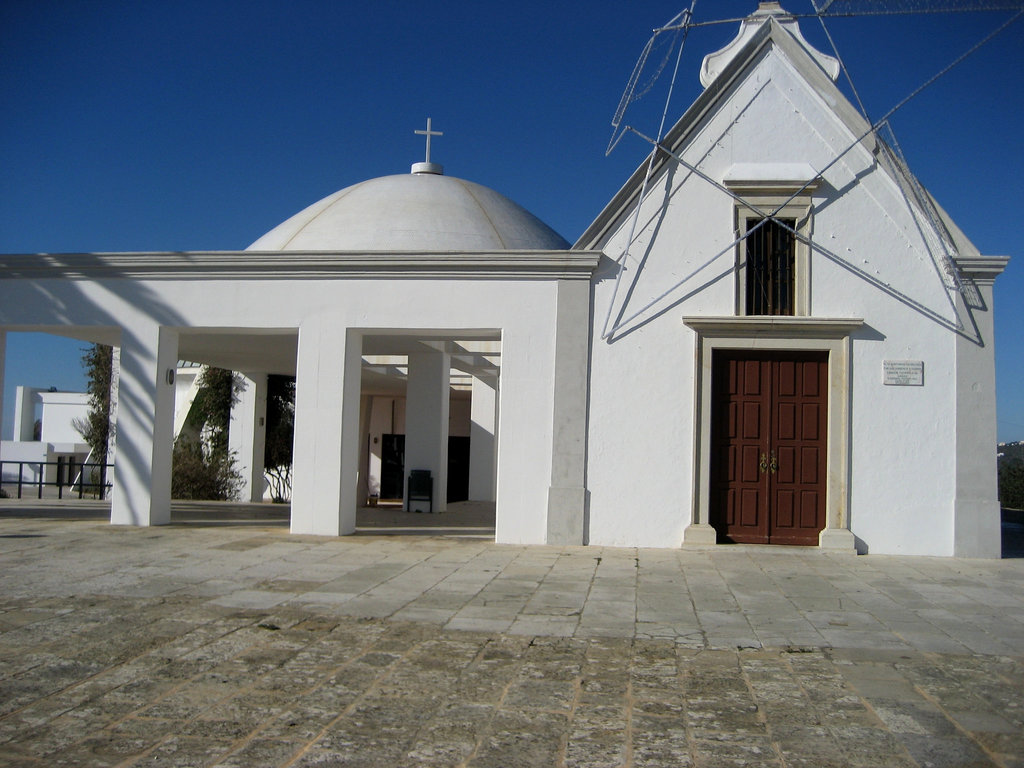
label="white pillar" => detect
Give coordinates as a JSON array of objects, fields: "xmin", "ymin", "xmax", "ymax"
[
  {"xmin": 230, "ymin": 372, "xmax": 268, "ymax": 503},
  {"xmin": 953, "ymin": 265, "xmax": 1007, "ymax": 558},
  {"xmin": 110, "ymin": 324, "xmax": 178, "ymax": 526},
  {"xmin": 105, "ymin": 346, "xmax": 120, "ymax": 497},
  {"xmin": 357, "ymin": 394, "xmax": 372, "ymax": 505},
  {"xmin": 365, "ymin": 396, "xmax": 384, "ymax": 498},
  {"xmin": 405, "ymin": 350, "xmax": 450, "ymax": 512},
  {"xmin": 291, "ymin": 321, "xmax": 362, "ymax": 535},
  {"xmin": 546, "ymin": 279, "xmax": 590, "ymax": 545},
  {"xmin": 468, "ymin": 375, "xmax": 497, "ymax": 502}
]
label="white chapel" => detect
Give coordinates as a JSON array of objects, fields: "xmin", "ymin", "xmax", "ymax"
[{"xmin": 0, "ymin": 4, "xmax": 1009, "ymax": 556}]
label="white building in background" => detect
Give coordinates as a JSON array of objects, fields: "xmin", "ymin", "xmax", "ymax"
[
  {"xmin": 0, "ymin": 5, "xmax": 1009, "ymax": 555},
  {"xmin": 1, "ymin": 364, "xmax": 230, "ymax": 492},
  {"xmin": 0, "ymin": 387, "xmax": 91, "ymax": 488}
]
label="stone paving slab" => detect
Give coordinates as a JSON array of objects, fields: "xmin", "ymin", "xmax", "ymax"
[{"xmin": 0, "ymin": 503, "xmax": 1023, "ymax": 766}]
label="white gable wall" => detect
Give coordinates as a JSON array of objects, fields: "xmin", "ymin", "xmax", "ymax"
[{"xmin": 585, "ymin": 38, "xmax": 970, "ymax": 555}]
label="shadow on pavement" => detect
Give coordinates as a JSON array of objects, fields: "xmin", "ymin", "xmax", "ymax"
[
  {"xmin": 0, "ymin": 498, "xmax": 496, "ymax": 538},
  {"xmin": 1, "ymin": 499, "xmax": 1013, "ymax": 551}
]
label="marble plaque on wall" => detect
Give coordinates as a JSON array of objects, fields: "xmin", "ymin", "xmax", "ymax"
[{"xmin": 883, "ymin": 360, "xmax": 924, "ymax": 386}]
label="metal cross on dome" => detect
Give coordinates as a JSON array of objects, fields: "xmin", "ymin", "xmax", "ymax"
[{"xmin": 415, "ymin": 118, "xmax": 443, "ymax": 164}]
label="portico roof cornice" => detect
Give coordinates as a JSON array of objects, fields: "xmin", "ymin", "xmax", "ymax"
[{"xmin": 0, "ymin": 250, "xmax": 603, "ymax": 281}]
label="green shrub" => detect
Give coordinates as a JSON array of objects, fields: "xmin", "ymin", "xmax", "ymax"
[
  {"xmin": 264, "ymin": 375, "xmax": 295, "ymax": 502},
  {"xmin": 73, "ymin": 344, "xmax": 113, "ymax": 463},
  {"xmin": 171, "ymin": 438, "xmax": 242, "ymax": 501}
]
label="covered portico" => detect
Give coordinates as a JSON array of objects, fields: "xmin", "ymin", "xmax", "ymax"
[{"xmin": 0, "ymin": 247, "xmax": 598, "ymax": 546}]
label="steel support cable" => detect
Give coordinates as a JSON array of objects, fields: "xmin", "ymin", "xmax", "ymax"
[
  {"xmin": 708, "ymin": 5, "xmax": 1017, "ymax": 240},
  {"xmin": 608, "ymin": 7, "xmax": 693, "ymax": 156},
  {"xmin": 603, "ymin": 140, "xmax": 965, "ymax": 336},
  {"xmin": 609, "ymin": 121, "xmax": 951, "ymax": 336},
  {"xmin": 601, "ymin": 5, "xmax": 1020, "ymax": 339},
  {"xmin": 605, "ymin": 129, "xmax": 813, "ymax": 336},
  {"xmin": 851, "ymin": 123, "xmax": 969, "ymax": 327},
  {"xmin": 810, "ymin": 2, "xmax": 942, "ymax": 308},
  {"xmin": 862, "ymin": 7, "xmax": 1022, "ymax": 134},
  {"xmin": 685, "ymin": 4, "xmax": 1024, "ymax": 27},
  {"xmin": 623, "ymin": 124, "xmax": 965, "ymax": 334},
  {"xmin": 626, "ymin": 129, "xmax": 812, "ymax": 229},
  {"xmin": 890, "ymin": 137, "xmax": 963, "ymax": 291},
  {"xmin": 654, "ymin": 4, "xmax": 697, "ymax": 148},
  {"xmin": 605, "ymin": 4, "xmax": 1019, "ymax": 339},
  {"xmin": 601, "ymin": 2, "xmax": 697, "ymax": 341},
  {"xmin": 875, "ymin": 126, "xmax": 972, "ymax": 311},
  {"xmin": 834, "ymin": 5, "xmax": 1023, "ymax": 299},
  {"xmin": 608, "ymin": 37, "xmax": 657, "ymax": 156},
  {"xmin": 814, "ymin": 1, "xmax": 1017, "ymax": 303},
  {"xmin": 811, "ymin": 1, "xmax": 873, "ymax": 121}
]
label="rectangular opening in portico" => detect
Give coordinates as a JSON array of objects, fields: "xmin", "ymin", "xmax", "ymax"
[{"xmin": 358, "ymin": 331, "xmax": 499, "ymax": 534}]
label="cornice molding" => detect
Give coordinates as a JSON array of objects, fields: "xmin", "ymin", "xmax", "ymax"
[
  {"xmin": 683, "ymin": 316, "xmax": 864, "ymax": 338},
  {"xmin": 0, "ymin": 250, "xmax": 603, "ymax": 281},
  {"xmin": 955, "ymin": 255, "xmax": 1010, "ymax": 285}
]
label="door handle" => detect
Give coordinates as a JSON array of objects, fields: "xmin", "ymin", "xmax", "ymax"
[
  {"xmin": 769, "ymin": 450, "xmax": 778, "ymax": 474},
  {"xmin": 759, "ymin": 453, "xmax": 768, "ymax": 474}
]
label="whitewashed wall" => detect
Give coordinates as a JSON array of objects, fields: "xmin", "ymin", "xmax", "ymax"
[
  {"xmin": 584, "ymin": 42, "xmax": 977, "ymax": 555},
  {"xmin": 0, "ymin": 273, "xmax": 563, "ymax": 545},
  {"xmin": 37, "ymin": 391, "xmax": 89, "ymax": 446}
]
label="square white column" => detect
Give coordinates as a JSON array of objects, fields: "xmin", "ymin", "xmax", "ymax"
[
  {"xmin": 546, "ymin": 279, "xmax": 589, "ymax": 545},
  {"xmin": 468, "ymin": 374, "xmax": 497, "ymax": 502},
  {"xmin": 105, "ymin": 346, "xmax": 121, "ymax": 495},
  {"xmin": 110, "ymin": 325, "xmax": 178, "ymax": 526},
  {"xmin": 954, "ymin": 277, "xmax": 1003, "ymax": 558},
  {"xmin": 405, "ymin": 350, "xmax": 450, "ymax": 512},
  {"xmin": 357, "ymin": 394, "xmax": 372, "ymax": 505},
  {"xmin": 230, "ymin": 372, "xmax": 268, "ymax": 503},
  {"xmin": 291, "ymin": 322, "xmax": 362, "ymax": 535}
]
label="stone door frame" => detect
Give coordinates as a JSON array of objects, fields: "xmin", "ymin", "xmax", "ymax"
[{"xmin": 682, "ymin": 316, "xmax": 862, "ymax": 551}]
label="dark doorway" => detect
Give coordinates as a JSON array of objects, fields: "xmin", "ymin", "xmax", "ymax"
[
  {"xmin": 380, "ymin": 434, "xmax": 405, "ymax": 500},
  {"xmin": 710, "ymin": 350, "xmax": 828, "ymax": 545},
  {"xmin": 380, "ymin": 433, "xmax": 471, "ymax": 503},
  {"xmin": 447, "ymin": 436, "xmax": 470, "ymax": 503}
]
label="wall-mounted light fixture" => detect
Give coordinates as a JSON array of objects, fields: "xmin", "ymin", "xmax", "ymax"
[{"xmin": 165, "ymin": 369, "xmax": 175, "ymax": 386}]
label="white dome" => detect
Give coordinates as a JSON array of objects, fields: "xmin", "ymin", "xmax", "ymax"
[{"xmin": 247, "ymin": 172, "xmax": 569, "ymax": 251}]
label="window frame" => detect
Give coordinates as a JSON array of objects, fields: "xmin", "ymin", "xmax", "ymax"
[
  {"xmin": 743, "ymin": 215, "xmax": 797, "ymax": 316},
  {"xmin": 728, "ymin": 185, "xmax": 816, "ymax": 317}
]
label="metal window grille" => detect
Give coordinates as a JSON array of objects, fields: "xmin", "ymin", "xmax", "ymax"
[{"xmin": 745, "ymin": 218, "xmax": 796, "ymax": 316}]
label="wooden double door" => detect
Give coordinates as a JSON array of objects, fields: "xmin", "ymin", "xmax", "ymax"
[{"xmin": 710, "ymin": 351, "xmax": 828, "ymax": 546}]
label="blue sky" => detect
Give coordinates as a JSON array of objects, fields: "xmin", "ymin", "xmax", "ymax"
[{"xmin": 1, "ymin": 0, "xmax": 1022, "ymax": 441}]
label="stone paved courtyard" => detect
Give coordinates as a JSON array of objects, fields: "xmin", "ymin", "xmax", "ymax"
[{"xmin": 0, "ymin": 500, "xmax": 1022, "ymax": 767}]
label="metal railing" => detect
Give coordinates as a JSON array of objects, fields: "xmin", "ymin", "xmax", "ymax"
[{"xmin": 0, "ymin": 461, "xmax": 114, "ymax": 500}]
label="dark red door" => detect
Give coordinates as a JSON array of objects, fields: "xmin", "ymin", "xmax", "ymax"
[{"xmin": 710, "ymin": 351, "xmax": 827, "ymax": 546}]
